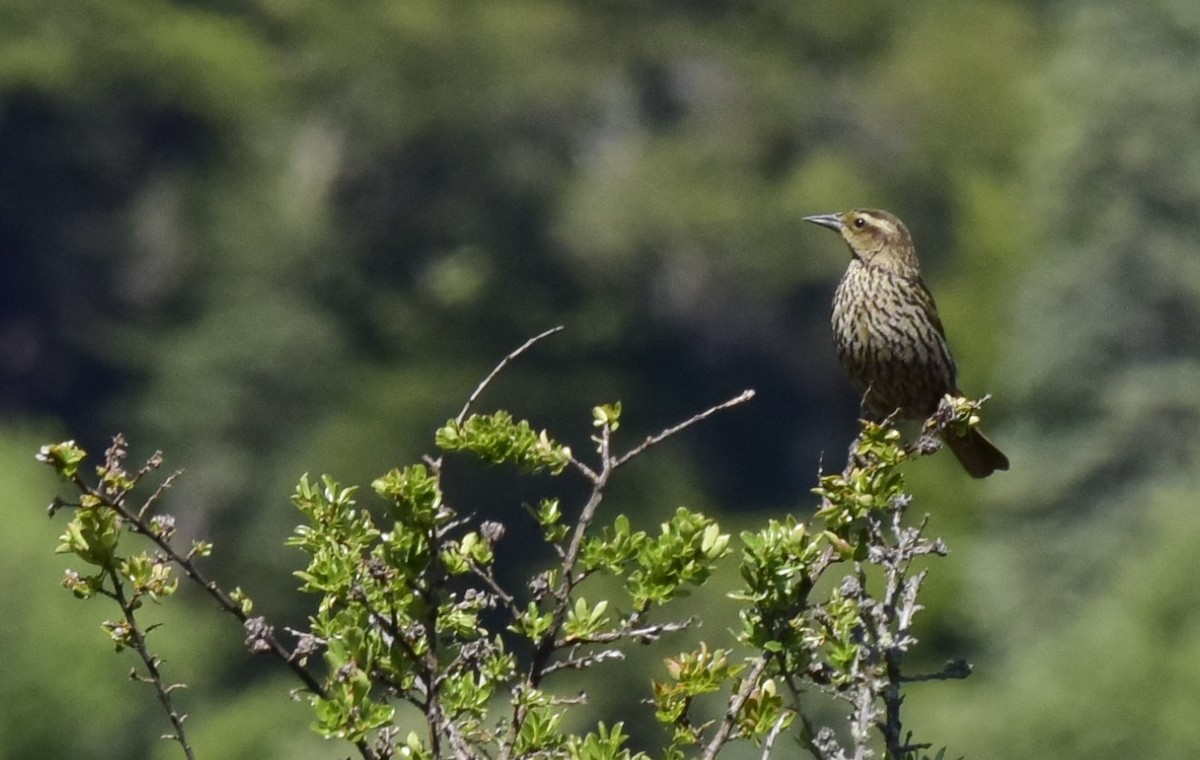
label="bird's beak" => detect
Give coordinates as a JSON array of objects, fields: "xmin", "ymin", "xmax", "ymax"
[{"xmin": 803, "ymin": 213, "xmax": 844, "ymax": 231}]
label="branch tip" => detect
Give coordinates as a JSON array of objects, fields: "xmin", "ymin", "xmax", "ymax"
[{"xmin": 455, "ymin": 326, "xmax": 565, "ymax": 425}]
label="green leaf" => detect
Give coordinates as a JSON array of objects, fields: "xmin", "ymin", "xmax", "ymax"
[
  {"xmin": 592, "ymin": 402, "xmax": 622, "ymax": 431},
  {"xmin": 436, "ymin": 412, "xmax": 572, "ymax": 474},
  {"xmin": 37, "ymin": 440, "xmax": 87, "ymax": 479}
]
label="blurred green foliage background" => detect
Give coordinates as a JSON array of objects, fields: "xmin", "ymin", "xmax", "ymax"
[{"xmin": 5, "ymin": 0, "xmax": 1200, "ymax": 757}]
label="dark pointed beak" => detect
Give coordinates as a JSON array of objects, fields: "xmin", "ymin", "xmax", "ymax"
[{"xmin": 803, "ymin": 213, "xmax": 844, "ymax": 231}]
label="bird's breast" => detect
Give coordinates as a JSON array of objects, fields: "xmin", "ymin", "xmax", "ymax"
[{"xmin": 830, "ymin": 262, "xmax": 958, "ymax": 418}]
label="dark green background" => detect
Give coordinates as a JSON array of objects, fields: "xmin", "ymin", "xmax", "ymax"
[{"xmin": 5, "ymin": 1, "xmax": 1199, "ymax": 757}]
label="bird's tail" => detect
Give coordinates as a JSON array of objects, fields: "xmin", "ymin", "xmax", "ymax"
[{"xmin": 943, "ymin": 428, "xmax": 1010, "ymax": 479}]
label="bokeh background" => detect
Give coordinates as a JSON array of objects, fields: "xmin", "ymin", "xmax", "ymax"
[{"xmin": 5, "ymin": 1, "xmax": 1200, "ymax": 758}]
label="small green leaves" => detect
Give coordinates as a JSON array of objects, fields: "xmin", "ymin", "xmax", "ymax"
[
  {"xmin": 229, "ymin": 586, "xmax": 253, "ymax": 615},
  {"xmin": 36, "ymin": 440, "xmax": 87, "ymax": 479},
  {"xmin": 592, "ymin": 402, "xmax": 622, "ymax": 432},
  {"xmin": 566, "ymin": 722, "xmax": 647, "ymax": 760},
  {"xmin": 101, "ymin": 619, "xmax": 134, "ymax": 652},
  {"xmin": 312, "ymin": 659, "xmax": 396, "ymax": 740},
  {"xmin": 308, "ymin": 611, "xmax": 399, "ymax": 741},
  {"xmin": 45, "ymin": 375, "xmax": 968, "ymax": 760},
  {"xmin": 934, "ymin": 394, "xmax": 987, "ymax": 438},
  {"xmin": 120, "ymin": 553, "xmax": 178, "ymax": 601},
  {"xmin": 396, "ymin": 731, "xmax": 433, "ymax": 760},
  {"xmin": 812, "ymin": 584, "xmax": 863, "ymax": 683},
  {"xmin": 515, "ymin": 698, "xmax": 567, "ymax": 756},
  {"xmin": 563, "ymin": 597, "xmax": 610, "ymax": 642},
  {"xmin": 56, "ymin": 503, "xmax": 121, "ymax": 565},
  {"xmin": 736, "ymin": 677, "xmax": 793, "ymax": 740},
  {"xmin": 653, "ymin": 648, "xmax": 793, "ymax": 749},
  {"xmin": 189, "ymin": 539, "xmax": 213, "ymax": 559},
  {"xmin": 577, "ymin": 508, "xmax": 730, "ymax": 613},
  {"xmin": 735, "ymin": 515, "xmax": 823, "ymax": 656},
  {"xmin": 61, "ymin": 568, "xmax": 100, "ymax": 599},
  {"xmin": 812, "ymin": 419, "xmax": 908, "ymax": 534},
  {"xmin": 440, "ymin": 530, "xmax": 496, "ymax": 575},
  {"xmin": 293, "ymin": 474, "xmax": 368, "ymax": 537},
  {"xmin": 294, "ymin": 457, "xmax": 526, "ymax": 751},
  {"xmin": 626, "ymin": 508, "xmax": 730, "ymax": 612},
  {"xmin": 372, "ymin": 464, "xmax": 444, "ymax": 528},
  {"xmin": 440, "ymin": 669, "xmax": 491, "ymax": 718},
  {"xmin": 729, "ymin": 413, "xmax": 959, "ymax": 756},
  {"xmin": 437, "ymin": 411, "xmax": 572, "ymax": 474},
  {"xmin": 529, "ymin": 497, "xmax": 570, "ymax": 542},
  {"xmin": 41, "ymin": 438, "xmax": 207, "ymax": 758},
  {"xmin": 653, "ymin": 643, "xmax": 743, "ymax": 733},
  {"xmin": 512, "ymin": 601, "xmax": 555, "ymax": 640},
  {"xmin": 290, "ymin": 475, "xmax": 380, "ymax": 597},
  {"xmin": 581, "ymin": 514, "xmax": 644, "ymax": 574},
  {"xmin": 663, "ymin": 644, "xmax": 719, "ymax": 692}
]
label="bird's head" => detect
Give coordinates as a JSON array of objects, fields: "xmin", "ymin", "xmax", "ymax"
[{"xmin": 803, "ymin": 209, "xmax": 920, "ymax": 275}]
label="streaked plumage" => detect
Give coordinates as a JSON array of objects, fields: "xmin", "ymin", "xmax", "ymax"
[{"xmin": 804, "ymin": 209, "xmax": 1009, "ymax": 478}]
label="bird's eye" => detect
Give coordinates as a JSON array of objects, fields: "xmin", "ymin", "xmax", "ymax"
[{"xmin": 853, "ymin": 216, "xmax": 867, "ymax": 229}]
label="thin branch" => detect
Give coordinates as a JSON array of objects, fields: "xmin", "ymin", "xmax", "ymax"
[
  {"xmin": 109, "ymin": 569, "xmax": 196, "ymax": 760},
  {"xmin": 530, "ymin": 429, "xmax": 612, "ymax": 684},
  {"xmin": 552, "ymin": 617, "xmax": 695, "ymax": 648},
  {"xmin": 541, "ymin": 648, "xmax": 626, "ymax": 676},
  {"xmin": 67, "ymin": 457, "xmax": 365, "ymax": 752},
  {"xmin": 501, "ymin": 427, "xmax": 613, "ymax": 760},
  {"xmin": 112, "ymin": 496, "xmax": 330, "ymax": 699},
  {"xmin": 568, "ymin": 456, "xmax": 599, "ymax": 483},
  {"xmin": 489, "ymin": 366, "xmax": 753, "ymax": 759},
  {"xmin": 614, "ymin": 389, "xmax": 755, "ymax": 469},
  {"xmin": 469, "ymin": 562, "xmax": 520, "ymax": 618},
  {"xmin": 129, "ymin": 448, "xmax": 164, "ymax": 487},
  {"xmin": 700, "ymin": 655, "xmax": 770, "ymax": 760},
  {"xmin": 454, "ymin": 325, "xmax": 564, "ymax": 426},
  {"xmin": 137, "ymin": 469, "xmax": 182, "ymax": 521},
  {"xmin": 761, "ymin": 711, "xmax": 791, "ymax": 760},
  {"xmin": 59, "ymin": 443, "xmax": 381, "ymax": 760}
]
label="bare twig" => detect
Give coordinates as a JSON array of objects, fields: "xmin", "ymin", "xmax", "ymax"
[
  {"xmin": 453, "ymin": 325, "xmax": 564, "ymax": 426},
  {"xmin": 469, "ymin": 562, "xmax": 520, "ymax": 617},
  {"xmin": 552, "ymin": 617, "xmax": 695, "ymax": 648},
  {"xmin": 761, "ymin": 711, "xmax": 791, "ymax": 760},
  {"xmin": 700, "ymin": 655, "xmax": 770, "ymax": 760},
  {"xmin": 614, "ymin": 389, "xmax": 756, "ymax": 469},
  {"xmin": 568, "ymin": 456, "xmax": 600, "ymax": 483},
  {"xmin": 109, "ymin": 574, "xmax": 196, "ymax": 760},
  {"xmin": 541, "ymin": 648, "xmax": 626, "ymax": 676},
  {"xmin": 136, "ymin": 467, "xmax": 179, "ymax": 521}
]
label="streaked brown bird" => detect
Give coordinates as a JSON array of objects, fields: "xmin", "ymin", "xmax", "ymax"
[{"xmin": 803, "ymin": 209, "xmax": 1009, "ymax": 478}]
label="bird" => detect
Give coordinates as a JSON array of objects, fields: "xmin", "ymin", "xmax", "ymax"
[{"xmin": 803, "ymin": 209, "xmax": 1009, "ymax": 478}]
